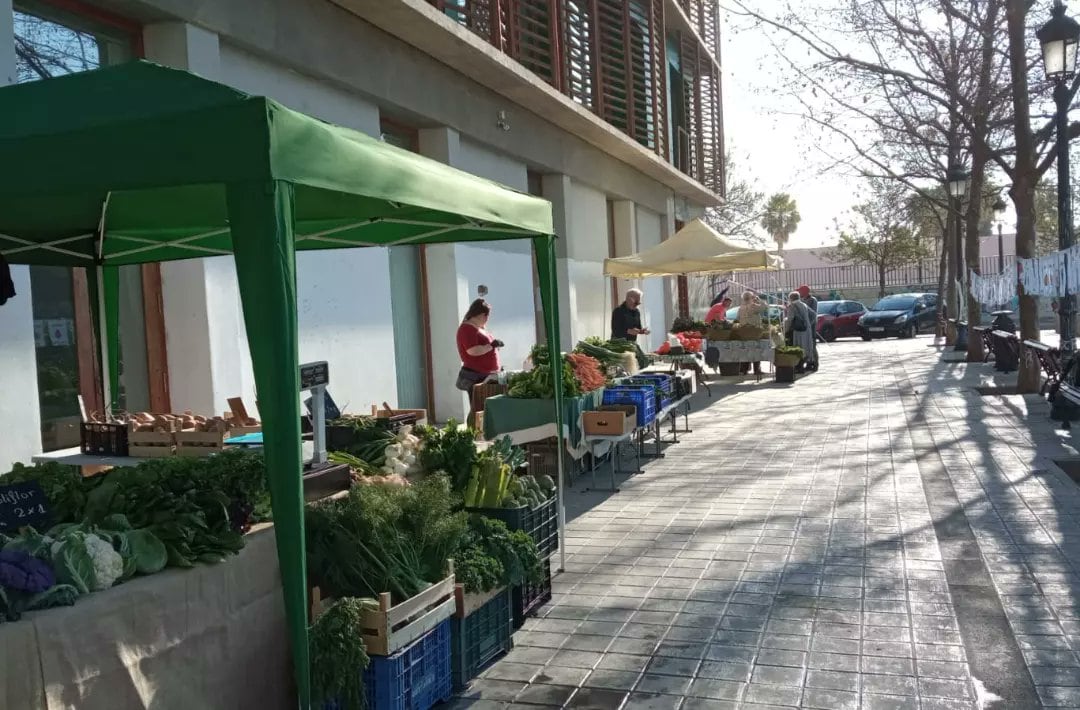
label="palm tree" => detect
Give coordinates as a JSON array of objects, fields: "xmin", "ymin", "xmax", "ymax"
[{"xmin": 760, "ymin": 193, "xmax": 801, "ymax": 254}]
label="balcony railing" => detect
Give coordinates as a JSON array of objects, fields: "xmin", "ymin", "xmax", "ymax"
[{"xmin": 426, "ymin": 0, "xmax": 721, "ymax": 193}]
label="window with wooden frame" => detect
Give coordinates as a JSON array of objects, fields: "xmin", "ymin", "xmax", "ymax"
[
  {"xmin": 11, "ymin": 0, "xmax": 167, "ymax": 449},
  {"xmin": 428, "ymin": 0, "xmax": 668, "ymax": 159}
]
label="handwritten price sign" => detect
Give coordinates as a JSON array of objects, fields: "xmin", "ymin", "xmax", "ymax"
[{"xmin": 0, "ymin": 481, "xmax": 52, "ymax": 533}]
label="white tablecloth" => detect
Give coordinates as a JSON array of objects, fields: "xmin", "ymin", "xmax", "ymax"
[
  {"xmin": 0, "ymin": 526, "xmax": 290, "ymax": 710},
  {"xmin": 707, "ymin": 339, "xmax": 774, "ymax": 363}
]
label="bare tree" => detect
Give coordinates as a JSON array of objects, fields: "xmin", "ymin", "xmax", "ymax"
[
  {"xmin": 829, "ymin": 179, "xmax": 933, "ymax": 297},
  {"xmin": 726, "ymin": 0, "xmax": 1079, "ymax": 386}
]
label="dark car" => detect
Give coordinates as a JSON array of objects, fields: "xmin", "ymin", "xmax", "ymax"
[
  {"xmin": 858, "ymin": 293, "xmax": 938, "ymax": 340},
  {"xmin": 815, "ymin": 300, "xmax": 867, "ymax": 341}
]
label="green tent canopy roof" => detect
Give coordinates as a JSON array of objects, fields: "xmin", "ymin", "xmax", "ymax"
[{"xmin": 0, "ymin": 61, "xmax": 553, "ymax": 266}]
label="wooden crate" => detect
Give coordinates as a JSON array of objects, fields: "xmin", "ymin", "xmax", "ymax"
[
  {"xmin": 128, "ymin": 421, "xmax": 176, "ymax": 458},
  {"xmin": 175, "ymin": 428, "xmax": 227, "ymax": 457},
  {"xmin": 370, "ymin": 405, "xmax": 428, "ymax": 427},
  {"xmin": 454, "ymin": 584, "xmax": 505, "ymax": 619},
  {"xmin": 311, "ymin": 572, "xmax": 456, "ymax": 656},
  {"xmin": 362, "ymin": 573, "xmax": 456, "ymax": 655}
]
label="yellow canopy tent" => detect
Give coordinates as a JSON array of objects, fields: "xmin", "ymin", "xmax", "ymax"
[{"xmin": 603, "ymin": 218, "xmax": 781, "ymax": 278}]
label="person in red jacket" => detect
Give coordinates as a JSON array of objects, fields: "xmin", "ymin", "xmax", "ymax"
[{"xmin": 456, "ymin": 299, "xmax": 504, "ymax": 428}]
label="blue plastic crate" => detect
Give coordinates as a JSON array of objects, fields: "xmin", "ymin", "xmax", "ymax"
[
  {"xmin": 602, "ymin": 386, "xmax": 657, "ymax": 427},
  {"xmin": 329, "ymin": 619, "xmax": 451, "ymax": 710}
]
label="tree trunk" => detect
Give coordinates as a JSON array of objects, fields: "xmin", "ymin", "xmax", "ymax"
[
  {"xmin": 965, "ymin": 0, "xmax": 999, "ymax": 363},
  {"xmin": 945, "ymin": 197, "xmax": 958, "ymax": 345},
  {"xmin": 966, "ymin": 161, "xmax": 986, "ymax": 362},
  {"xmin": 1007, "ymin": 0, "xmax": 1041, "ymax": 392},
  {"xmin": 935, "ymin": 230, "xmax": 948, "ymax": 339},
  {"xmin": 879, "ymin": 264, "xmax": 886, "ymax": 298}
]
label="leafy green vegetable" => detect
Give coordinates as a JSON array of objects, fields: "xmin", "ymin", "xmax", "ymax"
[
  {"xmin": 82, "ymin": 457, "xmax": 246, "ymax": 566},
  {"xmin": 26, "ymin": 583, "xmax": 78, "ymax": 612},
  {"xmin": 417, "ymin": 420, "xmax": 478, "ymax": 493},
  {"xmin": 50, "ymin": 533, "xmax": 96, "ymax": 594},
  {"xmin": 124, "ymin": 529, "xmax": 168, "ymax": 575},
  {"xmin": 0, "ymin": 461, "xmax": 98, "ymax": 523},
  {"xmin": 453, "ymin": 515, "xmax": 544, "ymax": 593},
  {"xmin": 310, "ymin": 597, "xmax": 375, "ymax": 710},
  {"xmin": 507, "ymin": 356, "xmax": 580, "ymax": 399},
  {"xmin": 306, "ymin": 476, "xmax": 467, "ymax": 604}
]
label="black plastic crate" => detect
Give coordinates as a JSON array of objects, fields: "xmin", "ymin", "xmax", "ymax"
[
  {"xmin": 512, "ymin": 558, "xmax": 552, "ymax": 628},
  {"xmin": 466, "ymin": 494, "xmax": 558, "ymax": 560},
  {"xmin": 80, "ymin": 422, "xmax": 128, "ymax": 457},
  {"xmin": 451, "ymin": 588, "xmax": 512, "ymax": 691}
]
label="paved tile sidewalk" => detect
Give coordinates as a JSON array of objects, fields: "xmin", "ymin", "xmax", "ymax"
[{"xmin": 452, "ymin": 337, "xmax": 1080, "ymax": 709}]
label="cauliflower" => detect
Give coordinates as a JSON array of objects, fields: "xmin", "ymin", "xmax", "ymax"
[
  {"xmin": 51, "ymin": 532, "xmax": 123, "ymax": 592},
  {"xmin": 84, "ymin": 534, "xmax": 123, "ymax": 590}
]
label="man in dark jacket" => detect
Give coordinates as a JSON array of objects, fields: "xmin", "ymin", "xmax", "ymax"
[{"xmin": 611, "ymin": 288, "xmax": 650, "ymax": 341}]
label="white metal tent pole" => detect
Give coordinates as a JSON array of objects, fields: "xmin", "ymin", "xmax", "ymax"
[{"xmin": 96, "ymin": 263, "xmax": 111, "ymax": 416}]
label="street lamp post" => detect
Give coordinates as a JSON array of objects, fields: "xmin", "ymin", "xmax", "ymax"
[
  {"xmin": 993, "ymin": 196, "xmax": 1008, "ymax": 274},
  {"xmin": 1038, "ymin": 0, "xmax": 1080, "ymax": 357},
  {"xmin": 947, "ymin": 166, "xmax": 971, "ymax": 350}
]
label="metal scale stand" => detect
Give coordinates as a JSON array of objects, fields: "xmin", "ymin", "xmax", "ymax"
[{"xmin": 299, "ymin": 361, "xmax": 351, "ymax": 500}]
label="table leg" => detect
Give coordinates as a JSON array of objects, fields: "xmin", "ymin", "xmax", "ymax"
[{"xmin": 610, "ymin": 441, "xmax": 618, "ymax": 491}]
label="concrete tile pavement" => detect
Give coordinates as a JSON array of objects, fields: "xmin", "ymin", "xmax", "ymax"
[{"xmin": 451, "ymin": 336, "xmax": 1080, "ymax": 708}]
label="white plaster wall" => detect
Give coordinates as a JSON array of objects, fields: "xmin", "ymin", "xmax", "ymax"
[
  {"xmin": 564, "ymin": 181, "xmax": 609, "ymax": 342},
  {"xmin": 218, "ymin": 43, "xmax": 380, "ymax": 134},
  {"xmin": 0, "ymin": 0, "xmax": 42, "ymax": 470},
  {"xmin": 453, "ymin": 139, "xmax": 536, "ymax": 372},
  {"xmin": 0, "ymin": 267, "xmax": 41, "ymax": 470},
  {"xmin": 200, "ymin": 42, "xmax": 397, "ymax": 416},
  {"xmin": 636, "ymin": 207, "xmax": 666, "ymax": 353}
]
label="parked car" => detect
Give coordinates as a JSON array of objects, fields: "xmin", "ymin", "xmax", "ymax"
[
  {"xmin": 814, "ymin": 300, "xmax": 867, "ymax": 341},
  {"xmin": 858, "ymin": 293, "xmax": 938, "ymax": 340}
]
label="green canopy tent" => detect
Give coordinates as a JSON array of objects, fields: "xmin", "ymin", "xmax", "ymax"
[{"xmin": 0, "ymin": 61, "xmax": 567, "ymax": 708}]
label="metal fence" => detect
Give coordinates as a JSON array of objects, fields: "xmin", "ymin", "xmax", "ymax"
[{"xmin": 725, "ymin": 255, "xmax": 1015, "ymax": 293}]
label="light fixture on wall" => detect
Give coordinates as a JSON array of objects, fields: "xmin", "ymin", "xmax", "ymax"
[
  {"xmin": 477, "ymin": 285, "xmax": 489, "ymax": 297},
  {"xmin": 496, "ymin": 110, "xmax": 511, "ymax": 132}
]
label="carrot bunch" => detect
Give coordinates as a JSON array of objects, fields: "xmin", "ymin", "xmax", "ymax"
[{"xmin": 565, "ymin": 352, "xmax": 606, "ymax": 391}]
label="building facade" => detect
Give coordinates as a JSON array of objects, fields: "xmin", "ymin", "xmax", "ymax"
[{"xmin": 0, "ymin": 0, "xmax": 724, "ymax": 470}]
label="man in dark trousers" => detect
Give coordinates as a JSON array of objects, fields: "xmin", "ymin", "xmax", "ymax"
[{"xmin": 611, "ymin": 288, "xmax": 650, "ymax": 341}]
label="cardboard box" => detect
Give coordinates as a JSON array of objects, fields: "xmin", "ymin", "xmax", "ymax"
[
  {"xmin": 598, "ymin": 404, "xmax": 637, "ymax": 424},
  {"xmin": 583, "ymin": 409, "xmax": 632, "ymax": 436}
]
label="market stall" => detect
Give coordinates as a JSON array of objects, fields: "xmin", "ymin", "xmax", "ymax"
[
  {"xmin": 0, "ymin": 61, "xmax": 565, "ymax": 709},
  {"xmin": 603, "ymin": 219, "xmax": 781, "ymax": 389}
]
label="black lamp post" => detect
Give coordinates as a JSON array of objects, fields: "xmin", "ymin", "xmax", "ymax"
[
  {"xmin": 947, "ymin": 165, "xmax": 970, "ymax": 348},
  {"xmin": 993, "ymin": 196, "xmax": 1008, "ymax": 274},
  {"xmin": 1038, "ymin": 0, "xmax": 1080, "ymax": 357}
]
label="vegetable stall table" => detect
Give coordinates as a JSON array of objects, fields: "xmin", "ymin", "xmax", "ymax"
[
  {"xmin": 705, "ymin": 339, "xmax": 775, "ymax": 382},
  {"xmin": 481, "ymin": 390, "xmax": 604, "ymax": 451},
  {"xmin": 0, "ymin": 526, "xmax": 290, "ymax": 710},
  {"xmin": 638, "ymin": 394, "xmax": 693, "ymax": 459},
  {"xmin": 582, "ymin": 430, "xmax": 641, "ymax": 493},
  {"xmin": 651, "ymin": 352, "xmax": 712, "ymax": 396}
]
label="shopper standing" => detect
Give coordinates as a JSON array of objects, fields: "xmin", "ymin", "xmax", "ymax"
[
  {"xmin": 611, "ymin": 288, "xmax": 650, "ymax": 341},
  {"xmin": 797, "ymin": 284, "xmax": 819, "ymax": 371},
  {"xmin": 456, "ymin": 299, "xmax": 503, "ymax": 428},
  {"xmin": 785, "ymin": 291, "xmax": 816, "ymax": 374}
]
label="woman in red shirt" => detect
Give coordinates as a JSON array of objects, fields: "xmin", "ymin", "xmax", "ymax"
[{"xmin": 456, "ymin": 299, "xmax": 504, "ymax": 428}]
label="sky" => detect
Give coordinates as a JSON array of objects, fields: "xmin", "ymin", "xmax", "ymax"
[{"xmin": 720, "ymin": 9, "xmax": 856, "ymax": 251}]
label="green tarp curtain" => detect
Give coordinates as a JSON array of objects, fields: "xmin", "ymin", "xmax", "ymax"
[{"xmin": 0, "ymin": 61, "xmax": 560, "ymax": 709}]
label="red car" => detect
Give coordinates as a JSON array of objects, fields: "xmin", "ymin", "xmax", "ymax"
[{"xmin": 815, "ymin": 300, "xmax": 867, "ymax": 341}]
